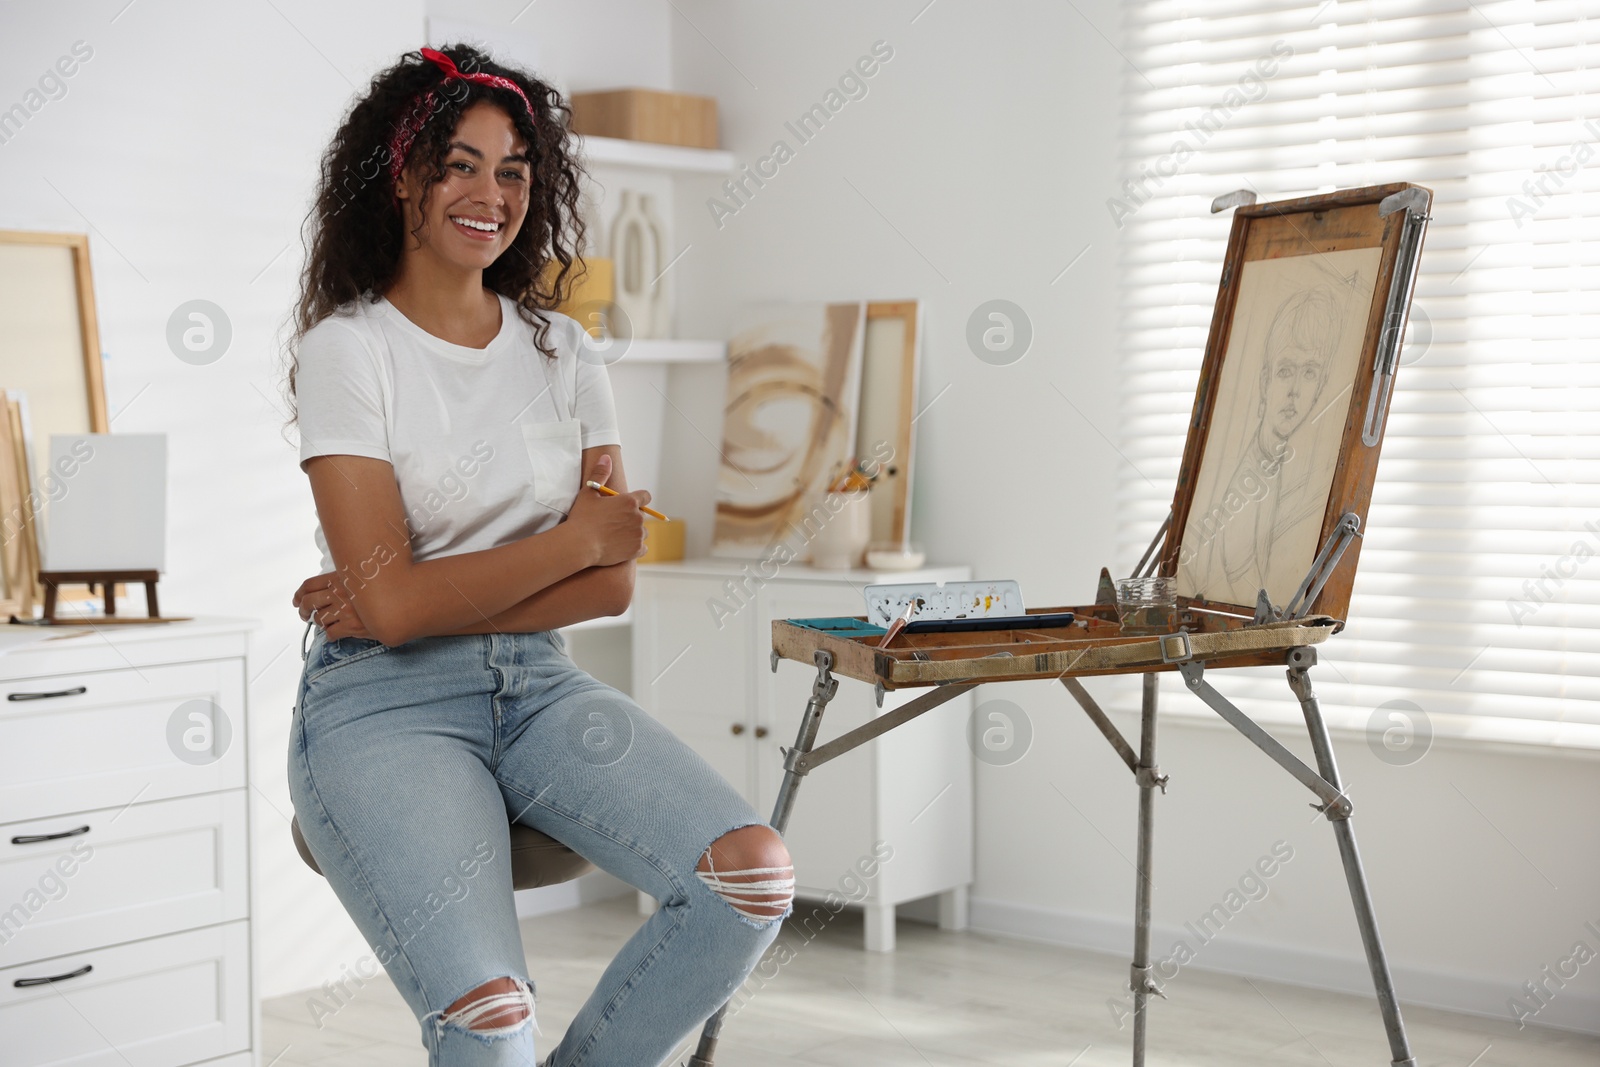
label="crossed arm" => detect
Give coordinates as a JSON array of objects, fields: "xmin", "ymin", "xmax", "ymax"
[{"xmin": 292, "ymin": 443, "xmax": 650, "ymax": 646}]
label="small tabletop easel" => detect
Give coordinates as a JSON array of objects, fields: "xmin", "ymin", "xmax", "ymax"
[
  {"xmin": 686, "ymin": 183, "xmax": 1433, "ymax": 1067},
  {"xmin": 37, "ymin": 570, "xmax": 165, "ymax": 623}
]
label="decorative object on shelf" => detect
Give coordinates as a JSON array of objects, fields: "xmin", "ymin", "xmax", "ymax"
[
  {"xmin": 865, "ymin": 541, "xmax": 926, "ymax": 571},
  {"xmin": 607, "ymin": 190, "xmax": 662, "ymax": 339},
  {"xmin": 640, "ymin": 194, "xmax": 672, "ymax": 339},
  {"xmin": 806, "ymin": 490, "xmax": 871, "ymax": 570},
  {"xmin": 34, "ymin": 433, "xmax": 171, "ymax": 624},
  {"xmin": 572, "ymin": 88, "xmax": 719, "ymax": 149},
  {"xmin": 639, "ymin": 517, "xmax": 685, "ymax": 563},
  {"xmin": 857, "ymin": 301, "xmax": 922, "ymax": 552},
  {"xmin": 579, "ymin": 183, "xmax": 605, "ymax": 253},
  {"xmin": 809, "ymin": 459, "xmax": 879, "ymax": 568},
  {"xmin": 711, "ymin": 302, "xmax": 866, "ymax": 559},
  {"xmin": 544, "ymin": 255, "xmax": 614, "ymax": 337}
]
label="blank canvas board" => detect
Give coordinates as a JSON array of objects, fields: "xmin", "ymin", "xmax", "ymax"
[{"xmin": 42, "ymin": 433, "xmax": 166, "ymax": 571}]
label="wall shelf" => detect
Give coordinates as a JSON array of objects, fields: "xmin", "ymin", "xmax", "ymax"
[
  {"xmin": 620, "ymin": 339, "xmax": 726, "ymax": 364},
  {"xmin": 577, "ymin": 134, "xmax": 735, "ymax": 174}
]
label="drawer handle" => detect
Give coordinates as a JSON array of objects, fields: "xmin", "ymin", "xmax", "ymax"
[
  {"xmin": 755, "ymin": 726, "xmax": 770, "ymax": 739},
  {"xmin": 11, "ymin": 825, "xmax": 90, "ymax": 845},
  {"xmin": 7, "ymin": 685, "xmax": 88, "ymax": 702},
  {"xmin": 730, "ymin": 723, "xmax": 745, "ymax": 735},
  {"xmin": 14, "ymin": 964, "xmax": 92, "ymax": 988}
]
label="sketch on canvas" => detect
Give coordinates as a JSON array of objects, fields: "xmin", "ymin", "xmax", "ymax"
[
  {"xmin": 711, "ymin": 302, "xmax": 865, "ymax": 558},
  {"xmin": 1176, "ymin": 246, "xmax": 1383, "ymax": 607}
]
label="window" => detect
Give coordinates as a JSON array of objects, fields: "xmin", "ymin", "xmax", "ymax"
[{"xmin": 1117, "ymin": 0, "xmax": 1600, "ymax": 740}]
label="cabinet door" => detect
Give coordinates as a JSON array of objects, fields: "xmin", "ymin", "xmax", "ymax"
[
  {"xmin": 0, "ymin": 790, "xmax": 249, "ymax": 967},
  {"xmin": 754, "ymin": 582, "xmax": 878, "ymax": 897},
  {"xmin": 0, "ymin": 660, "xmax": 246, "ymax": 824},
  {"xmin": 0, "ymin": 920, "xmax": 251, "ymax": 1067},
  {"xmin": 631, "ymin": 573, "xmax": 756, "ymax": 802}
]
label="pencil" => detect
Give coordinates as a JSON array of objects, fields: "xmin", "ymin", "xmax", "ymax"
[{"xmin": 584, "ymin": 480, "xmax": 668, "ymax": 521}]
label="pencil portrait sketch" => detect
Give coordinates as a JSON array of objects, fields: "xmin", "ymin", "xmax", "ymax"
[{"xmin": 1177, "ymin": 246, "xmax": 1383, "ymax": 607}]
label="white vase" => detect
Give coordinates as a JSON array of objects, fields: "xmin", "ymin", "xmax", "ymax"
[
  {"xmin": 808, "ymin": 492, "xmax": 871, "ymax": 570},
  {"xmin": 640, "ymin": 193, "xmax": 671, "ymax": 339},
  {"xmin": 607, "ymin": 190, "xmax": 660, "ymax": 339}
]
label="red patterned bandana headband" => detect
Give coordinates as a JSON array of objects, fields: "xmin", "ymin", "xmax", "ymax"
[{"xmin": 386, "ymin": 47, "xmax": 536, "ymax": 187}]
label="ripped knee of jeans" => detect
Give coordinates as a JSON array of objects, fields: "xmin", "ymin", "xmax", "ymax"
[
  {"xmin": 696, "ymin": 824, "xmax": 794, "ymax": 927},
  {"xmin": 436, "ymin": 975, "xmax": 537, "ymax": 1039}
]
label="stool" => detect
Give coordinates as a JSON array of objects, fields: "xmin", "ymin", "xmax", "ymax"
[{"xmin": 290, "ymin": 816, "xmax": 595, "ymax": 890}]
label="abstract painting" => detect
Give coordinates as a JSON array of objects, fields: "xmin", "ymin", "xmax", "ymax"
[{"xmin": 712, "ymin": 302, "xmax": 865, "ymax": 558}]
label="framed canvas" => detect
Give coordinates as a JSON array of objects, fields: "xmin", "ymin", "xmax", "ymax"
[
  {"xmin": 0, "ymin": 231, "xmax": 111, "ymax": 616},
  {"xmin": 711, "ymin": 302, "xmax": 866, "ymax": 558},
  {"xmin": 0, "ymin": 231, "xmax": 110, "ymax": 457},
  {"xmin": 1160, "ymin": 182, "xmax": 1434, "ymax": 620},
  {"xmin": 856, "ymin": 301, "xmax": 921, "ymax": 550}
]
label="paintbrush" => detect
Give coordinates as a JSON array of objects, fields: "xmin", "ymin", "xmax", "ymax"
[{"xmin": 878, "ymin": 598, "xmax": 922, "ymax": 649}]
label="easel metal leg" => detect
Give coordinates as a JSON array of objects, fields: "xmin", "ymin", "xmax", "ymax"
[
  {"xmin": 1286, "ymin": 649, "xmax": 1418, "ymax": 1067},
  {"xmin": 1061, "ymin": 677, "xmax": 1140, "ymax": 775},
  {"xmin": 1130, "ymin": 672, "xmax": 1164, "ymax": 1066},
  {"xmin": 792, "ymin": 681, "xmax": 976, "ymax": 774},
  {"xmin": 1177, "ymin": 661, "xmax": 1349, "ymax": 816},
  {"xmin": 689, "ymin": 650, "xmax": 838, "ymax": 1067}
]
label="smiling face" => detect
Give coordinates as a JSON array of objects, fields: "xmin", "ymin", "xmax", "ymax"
[
  {"xmin": 1260, "ymin": 343, "xmax": 1328, "ymax": 441},
  {"xmin": 395, "ymin": 99, "xmax": 531, "ymax": 271}
]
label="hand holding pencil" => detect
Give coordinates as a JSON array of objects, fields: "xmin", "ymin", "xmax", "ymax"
[
  {"xmin": 573, "ymin": 455, "xmax": 663, "ymax": 566},
  {"xmin": 585, "ymin": 479, "xmax": 668, "ymax": 520}
]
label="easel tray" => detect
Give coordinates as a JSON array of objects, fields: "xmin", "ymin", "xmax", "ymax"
[{"xmin": 773, "ymin": 607, "xmax": 1337, "ymax": 690}]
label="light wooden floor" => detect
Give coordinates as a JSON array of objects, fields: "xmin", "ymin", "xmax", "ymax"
[{"xmin": 264, "ymin": 895, "xmax": 1598, "ymax": 1066}]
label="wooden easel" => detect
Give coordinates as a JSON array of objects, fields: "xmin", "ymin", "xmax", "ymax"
[
  {"xmin": 687, "ymin": 183, "xmax": 1433, "ymax": 1067},
  {"xmin": 36, "ymin": 569, "xmax": 177, "ymax": 624}
]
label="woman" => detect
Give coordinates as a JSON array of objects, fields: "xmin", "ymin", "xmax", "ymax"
[{"xmin": 282, "ymin": 44, "xmax": 792, "ymax": 1067}]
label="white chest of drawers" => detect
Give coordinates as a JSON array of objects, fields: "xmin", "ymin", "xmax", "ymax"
[
  {"xmin": 0, "ymin": 617, "xmax": 259, "ymax": 1067},
  {"xmin": 632, "ymin": 560, "xmax": 975, "ymax": 952}
]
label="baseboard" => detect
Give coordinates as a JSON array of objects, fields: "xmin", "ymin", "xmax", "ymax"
[{"xmin": 969, "ymin": 896, "xmax": 1600, "ymax": 1037}]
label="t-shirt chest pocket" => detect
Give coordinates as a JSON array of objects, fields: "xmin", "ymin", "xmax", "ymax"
[{"xmin": 521, "ymin": 419, "xmax": 582, "ymax": 518}]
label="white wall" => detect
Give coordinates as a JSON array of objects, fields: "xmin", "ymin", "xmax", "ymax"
[
  {"xmin": 664, "ymin": 0, "xmax": 1600, "ymax": 1037},
  {"xmin": 425, "ymin": 0, "xmax": 671, "ymax": 97}
]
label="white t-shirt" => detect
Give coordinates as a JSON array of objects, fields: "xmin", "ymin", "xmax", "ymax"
[{"xmin": 294, "ymin": 291, "xmax": 621, "ymax": 574}]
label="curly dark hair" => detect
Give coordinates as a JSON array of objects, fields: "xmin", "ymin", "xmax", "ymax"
[{"xmin": 281, "ymin": 43, "xmax": 588, "ymax": 429}]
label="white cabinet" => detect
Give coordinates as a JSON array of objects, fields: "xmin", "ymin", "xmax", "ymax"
[
  {"xmin": 0, "ymin": 617, "xmax": 259, "ymax": 1067},
  {"xmin": 632, "ymin": 561, "xmax": 973, "ymax": 951}
]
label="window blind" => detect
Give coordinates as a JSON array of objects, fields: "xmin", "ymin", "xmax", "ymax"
[{"xmin": 1116, "ymin": 0, "xmax": 1600, "ymax": 736}]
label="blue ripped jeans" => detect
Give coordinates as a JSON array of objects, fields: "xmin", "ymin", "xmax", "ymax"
[{"xmin": 287, "ymin": 624, "xmax": 788, "ymax": 1067}]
